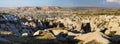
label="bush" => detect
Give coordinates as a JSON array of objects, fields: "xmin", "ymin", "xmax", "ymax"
[
  {"xmin": 0, "ymin": 12, "xmax": 9, "ymax": 15},
  {"xmin": 108, "ymin": 31, "xmax": 116, "ymax": 37}
]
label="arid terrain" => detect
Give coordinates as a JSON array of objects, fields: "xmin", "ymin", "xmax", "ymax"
[{"xmin": 0, "ymin": 6, "xmax": 120, "ymax": 44}]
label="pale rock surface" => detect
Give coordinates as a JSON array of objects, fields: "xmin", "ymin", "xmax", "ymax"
[
  {"xmin": 22, "ymin": 33, "xmax": 29, "ymax": 36},
  {"xmin": 33, "ymin": 30, "xmax": 41, "ymax": 36},
  {"xmin": 74, "ymin": 31, "xmax": 110, "ymax": 44},
  {"xmin": 105, "ymin": 20, "xmax": 120, "ymax": 35}
]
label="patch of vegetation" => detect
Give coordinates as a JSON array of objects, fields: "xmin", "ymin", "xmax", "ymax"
[
  {"xmin": 0, "ymin": 12, "xmax": 9, "ymax": 15},
  {"xmin": 108, "ymin": 31, "xmax": 116, "ymax": 37}
]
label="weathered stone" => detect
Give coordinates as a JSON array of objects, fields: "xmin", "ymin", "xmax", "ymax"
[
  {"xmin": 22, "ymin": 33, "xmax": 29, "ymax": 37},
  {"xmin": 33, "ymin": 30, "xmax": 42, "ymax": 36},
  {"xmin": 74, "ymin": 31, "xmax": 110, "ymax": 44}
]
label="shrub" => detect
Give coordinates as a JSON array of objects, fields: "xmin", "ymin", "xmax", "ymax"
[{"xmin": 108, "ymin": 31, "xmax": 116, "ymax": 37}]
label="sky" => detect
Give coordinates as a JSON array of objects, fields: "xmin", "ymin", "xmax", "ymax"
[{"xmin": 0, "ymin": 0, "xmax": 120, "ymax": 7}]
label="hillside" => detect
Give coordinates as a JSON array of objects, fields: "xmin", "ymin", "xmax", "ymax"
[{"xmin": 0, "ymin": 7, "xmax": 120, "ymax": 44}]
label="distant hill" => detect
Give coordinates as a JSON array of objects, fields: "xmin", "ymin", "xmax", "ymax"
[
  {"xmin": 7, "ymin": 6, "xmax": 63, "ymax": 11},
  {"xmin": 65, "ymin": 7, "xmax": 105, "ymax": 10},
  {"xmin": 65, "ymin": 7, "xmax": 120, "ymax": 10},
  {"xmin": 0, "ymin": 7, "xmax": 8, "ymax": 11}
]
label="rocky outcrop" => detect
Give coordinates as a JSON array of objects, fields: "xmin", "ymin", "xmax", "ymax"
[
  {"xmin": 48, "ymin": 28, "xmax": 68, "ymax": 36},
  {"xmin": 1, "ymin": 8, "xmax": 120, "ymax": 44},
  {"xmin": 74, "ymin": 31, "xmax": 110, "ymax": 44}
]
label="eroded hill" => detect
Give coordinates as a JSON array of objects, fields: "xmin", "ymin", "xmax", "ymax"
[{"xmin": 0, "ymin": 7, "xmax": 120, "ymax": 44}]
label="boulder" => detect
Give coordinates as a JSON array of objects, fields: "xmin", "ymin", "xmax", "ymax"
[
  {"xmin": 36, "ymin": 32, "xmax": 56, "ymax": 39},
  {"xmin": 22, "ymin": 33, "xmax": 29, "ymax": 37},
  {"xmin": 33, "ymin": 30, "xmax": 42, "ymax": 36}
]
